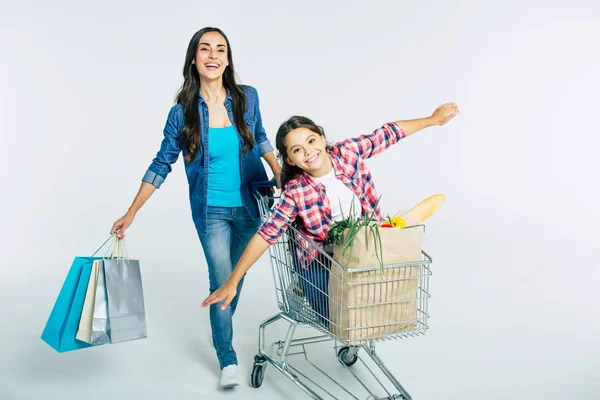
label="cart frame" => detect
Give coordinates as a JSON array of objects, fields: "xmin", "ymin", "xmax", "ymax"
[{"xmin": 249, "ymin": 183, "xmax": 433, "ymax": 400}]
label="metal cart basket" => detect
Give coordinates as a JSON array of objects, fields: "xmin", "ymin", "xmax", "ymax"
[{"xmin": 250, "ymin": 183, "xmax": 433, "ymax": 400}]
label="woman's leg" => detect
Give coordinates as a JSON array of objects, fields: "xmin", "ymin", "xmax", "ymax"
[
  {"xmin": 229, "ymin": 206, "xmax": 261, "ymax": 314},
  {"xmin": 197, "ymin": 206, "xmax": 239, "ymax": 370}
]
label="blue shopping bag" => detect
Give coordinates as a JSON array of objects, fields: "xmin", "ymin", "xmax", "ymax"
[
  {"xmin": 41, "ymin": 236, "xmax": 115, "ymax": 353},
  {"xmin": 41, "ymin": 256, "xmax": 104, "ymax": 352}
]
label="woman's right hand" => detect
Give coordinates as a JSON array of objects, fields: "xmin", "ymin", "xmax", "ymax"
[{"xmin": 111, "ymin": 212, "xmax": 135, "ymax": 239}]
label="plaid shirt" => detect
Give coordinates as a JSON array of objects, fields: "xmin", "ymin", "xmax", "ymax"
[{"xmin": 257, "ymin": 122, "xmax": 406, "ymax": 267}]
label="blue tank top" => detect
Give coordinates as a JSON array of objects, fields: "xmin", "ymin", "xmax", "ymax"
[{"xmin": 207, "ymin": 126, "xmax": 243, "ymax": 207}]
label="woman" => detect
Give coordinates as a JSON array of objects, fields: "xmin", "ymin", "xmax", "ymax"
[{"xmin": 110, "ymin": 27, "xmax": 281, "ymax": 388}]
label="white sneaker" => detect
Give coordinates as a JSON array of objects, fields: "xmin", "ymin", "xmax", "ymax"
[{"xmin": 220, "ymin": 364, "xmax": 240, "ymax": 388}]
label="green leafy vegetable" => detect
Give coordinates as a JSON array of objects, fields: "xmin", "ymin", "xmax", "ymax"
[{"xmin": 325, "ymin": 196, "xmax": 386, "ymax": 272}]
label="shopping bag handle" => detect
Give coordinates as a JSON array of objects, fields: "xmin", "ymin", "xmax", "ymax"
[
  {"xmin": 92, "ymin": 236, "xmax": 113, "ymax": 257},
  {"xmin": 91, "ymin": 234, "xmax": 129, "ymax": 260}
]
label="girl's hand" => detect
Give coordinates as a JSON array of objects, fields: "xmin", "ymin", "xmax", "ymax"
[
  {"xmin": 202, "ymin": 281, "xmax": 238, "ymax": 310},
  {"xmin": 431, "ymin": 102, "xmax": 459, "ymax": 126},
  {"xmin": 111, "ymin": 212, "xmax": 134, "ymax": 239}
]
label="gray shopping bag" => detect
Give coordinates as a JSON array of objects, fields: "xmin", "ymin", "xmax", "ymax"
[{"xmin": 103, "ymin": 258, "xmax": 147, "ymax": 343}]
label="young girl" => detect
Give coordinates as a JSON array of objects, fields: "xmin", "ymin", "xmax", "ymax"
[{"xmin": 201, "ymin": 103, "xmax": 459, "ymax": 313}]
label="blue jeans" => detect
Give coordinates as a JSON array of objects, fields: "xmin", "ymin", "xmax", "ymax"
[
  {"xmin": 292, "ymin": 244, "xmax": 331, "ymax": 327},
  {"xmin": 197, "ymin": 206, "xmax": 260, "ymax": 369}
]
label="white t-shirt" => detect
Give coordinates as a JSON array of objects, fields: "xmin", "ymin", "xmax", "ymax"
[{"xmin": 312, "ymin": 169, "xmax": 361, "ymax": 222}]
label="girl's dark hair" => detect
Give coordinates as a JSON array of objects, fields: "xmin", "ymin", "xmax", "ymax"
[
  {"xmin": 275, "ymin": 116, "xmax": 330, "ymax": 188},
  {"xmin": 177, "ymin": 27, "xmax": 253, "ymax": 162}
]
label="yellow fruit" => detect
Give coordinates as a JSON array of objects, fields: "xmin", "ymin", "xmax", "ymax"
[
  {"xmin": 391, "ymin": 217, "xmax": 406, "ymax": 228},
  {"xmin": 407, "ymin": 194, "xmax": 446, "ymax": 223}
]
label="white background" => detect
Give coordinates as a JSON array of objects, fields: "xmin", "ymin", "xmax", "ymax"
[{"xmin": 1, "ymin": 0, "xmax": 599, "ymax": 399}]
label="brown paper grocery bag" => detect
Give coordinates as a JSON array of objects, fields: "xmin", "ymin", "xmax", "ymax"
[{"xmin": 329, "ymin": 226, "xmax": 423, "ymax": 344}]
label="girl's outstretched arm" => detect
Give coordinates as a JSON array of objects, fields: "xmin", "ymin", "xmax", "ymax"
[
  {"xmin": 396, "ymin": 102, "xmax": 459, "ymax": 137},
  {"xmin": 201, "ymin": 234, "xmax": 270, "ymax": 310},
  {"xmin": 202, "ymin": 188, "xmax": 299, "ymax": 310},
  {"xmin": 338, "ymin": 102, "xmax": 459, "ymax": 159}
]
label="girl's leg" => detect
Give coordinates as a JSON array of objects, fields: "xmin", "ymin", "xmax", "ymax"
[{"xmin": 294, "ymin": 247, "xmax": 331, "ymax": 327}]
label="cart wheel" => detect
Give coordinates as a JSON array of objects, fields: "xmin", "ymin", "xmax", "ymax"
[
  {"xmin": 337, "ymin": 346, "xmax": 358, "ymax": 366},
  {"xmin": 251, "ymin": 363, "xmax": 265, "ymax": 388},
  {"xmin": 251, "ymin": 355, "xmax": 267, "ymax": 388}
]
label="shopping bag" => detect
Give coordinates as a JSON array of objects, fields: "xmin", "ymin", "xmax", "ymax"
[
  {"xmin": 75, "ymin": 260, "xmax": 101, "ymax": 343},
  {"xmin": 90, "ymin": 260, "xmax": 111, "ymax": 345},
  {"xmin": 41, "ymin": 256, "xmax": 102, "ymax": 352},
  {"xmin": 103, "ymin": 257, "xmax": 147, "ymax": 343},
  {"xmin": 90, "ymin": 237, "xmax": 147, "ymax": 344},
  {"xmin": 329, "ymin": 225, "xmax": 423, "ymax": 344},
  {"xmin": 333, "ymin": 223, "xmax": 422, "ymax": 270}
]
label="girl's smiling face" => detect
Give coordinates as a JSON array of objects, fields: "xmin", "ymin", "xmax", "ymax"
[{"xmin": 284, "ymin": 127, "xmax": 331, "ymax": 177}]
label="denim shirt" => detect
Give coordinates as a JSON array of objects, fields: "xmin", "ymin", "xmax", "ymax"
[{"xmin": 142, "ymin": 85, "xmax": 274, "ymax": 234}]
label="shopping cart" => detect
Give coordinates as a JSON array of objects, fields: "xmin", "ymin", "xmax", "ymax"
[{"xmin": 249, "ymin": 181, "xmax": 433, "ymax": 400}]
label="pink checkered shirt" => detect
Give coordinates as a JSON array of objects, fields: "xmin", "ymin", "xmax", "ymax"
[{"xmin": 257, "ymin": 122, "xmax": 406, "ymax": 267}]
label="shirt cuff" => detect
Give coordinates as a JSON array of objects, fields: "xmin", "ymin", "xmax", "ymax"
[
  {"xmin": 142, "ymin": 170, "xmax": 165, "ymax": 188},
  {"xmin": 257, "ymin": 226, "xmax": 278, "ymax": 245},
  {"xmin": 388, "ymin": 121, "xmax": 406, "ymax": 140},
  {"xmin": 259, "ymin": 140, "xmax": 274, "ymax": 156}
]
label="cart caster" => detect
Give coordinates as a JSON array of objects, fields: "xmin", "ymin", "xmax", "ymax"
[
  {"xmin": 251, "ymin": 355, "xmax": 267, "ymax": 388},
  {"xmin": 337, "ymin": 346, "xmax": 359, "ymax": 366}
]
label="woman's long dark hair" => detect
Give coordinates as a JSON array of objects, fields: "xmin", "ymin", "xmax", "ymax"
[
  {"xmin": 275, "ymin": 116, "xmax": 330, "ymax": 188},
  {"xmin": 177, "ymin": 27, "xmax": 254, "ymax": 162}
]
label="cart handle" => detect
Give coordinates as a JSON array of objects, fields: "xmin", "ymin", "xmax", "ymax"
[{"xmin": 250, "ymin": 180, "xmax": 277, "ymax": 193}]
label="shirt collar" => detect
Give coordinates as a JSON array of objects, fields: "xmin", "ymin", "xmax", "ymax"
[
  {"xmin": 328, "ymin": 152, "xmax": 345, "ymax": 179},
  {"xmin": 301, "ymin": 152, "xmax": 344, "ymax": 188}
]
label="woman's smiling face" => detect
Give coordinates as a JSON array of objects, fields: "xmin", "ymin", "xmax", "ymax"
[{"xmin": 193, "ymin": 31, "xmax": 229, "ymax": 80}]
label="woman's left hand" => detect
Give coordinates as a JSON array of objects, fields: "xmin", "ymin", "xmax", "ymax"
[
  {"xmin": 202, "ymin": 281, "xmax": 238, "ymax": 310},
  {"xmin": 274, "ymin": 170, "xmax": 282, "ymax": 189}
]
